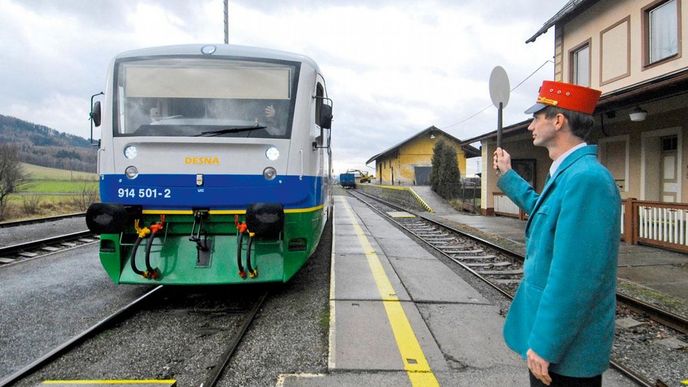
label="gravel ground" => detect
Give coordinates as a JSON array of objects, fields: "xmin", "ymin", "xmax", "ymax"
[
  {"xmin": 6, "ymin": 217, "xmax": 332, "ymax": 386},
  {"xmin": 613, "ymin": 305, "xmax": 688, "ymax": 386},
  {"xmin": 15, "ymin": 286, "xmax": 258, "ymax": 386},
  {"xmin": 0, "ymin": 244, "xmax": 152, "ymax": 381},
  {"xmin": 0, "ymin": 216, "xmax": 87, "ymax": 247},
  {"xmin": 217, "ymin": 217, "xmax": 332, "ymax": 386}
]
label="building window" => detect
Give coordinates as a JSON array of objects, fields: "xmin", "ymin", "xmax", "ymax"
[
  {"xmin": 645, "ymin": 0, "xmax": 680, "ymax": 66},
  {"xmin": 570, "ymin": 42, "xmax": 590, "ymax": 86}
]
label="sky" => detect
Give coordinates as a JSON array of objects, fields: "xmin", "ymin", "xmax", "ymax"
[{"xmin": 0, "ymin": 0, "xmax": 569, "ymax": 176}]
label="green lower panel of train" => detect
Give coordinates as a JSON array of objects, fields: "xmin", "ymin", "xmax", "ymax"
[{"xmin": 93, "ymin": 206, "xmax": 326, "ymax": 285}]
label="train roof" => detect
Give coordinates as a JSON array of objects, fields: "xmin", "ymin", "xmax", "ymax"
[{"xmin": 115, "ymin": 44, "xmax": 321, "ymax": 71}]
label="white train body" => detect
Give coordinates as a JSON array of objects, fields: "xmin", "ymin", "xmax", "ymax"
[{"xmin": 88, "ymin": 44, "xmax": 332, "ymax": 285}]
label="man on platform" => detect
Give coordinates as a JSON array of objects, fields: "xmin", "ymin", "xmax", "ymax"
[{"xmin": 493, "ymin": 80, "xmax": 620, "ymax": 386}]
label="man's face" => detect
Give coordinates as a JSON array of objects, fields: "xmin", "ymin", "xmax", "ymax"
[{"xmin": 527, "ymin": 111, "xmax": 558, "ymax": 148}]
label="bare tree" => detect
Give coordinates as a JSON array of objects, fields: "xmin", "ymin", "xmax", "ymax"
[
  {"xmin": 0, "ymin": 143, "xmax": 24, "ymax": 219},
  {"xmin": 71, "ymin": 184, "xmax": 99, "ymax": 211}
]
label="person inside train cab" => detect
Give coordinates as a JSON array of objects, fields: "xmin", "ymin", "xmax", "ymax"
[
  {"xmin": 493, "ymin": 80, "xmax": 620, "ymax": 386},
  {"xmin": 257, "ymin": 101, "xmax": 287, "ymax": 136}
]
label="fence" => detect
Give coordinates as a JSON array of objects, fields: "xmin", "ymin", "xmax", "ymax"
[
  {"xmin": 624, "ymin": 199, "xmax": 688, "ymax": 253},
  {"xmin": 493, "ymin": 192, "xmax": 527, "ymax": 220},
  {"xmin": 494, "ymin": 194, "xmax": 688, "ymax": 253}
]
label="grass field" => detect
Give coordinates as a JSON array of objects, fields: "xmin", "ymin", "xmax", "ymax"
[
  {"xmin": 2, "ymin": 163, "xmax": 99, "ymax": 221},
  {"xmin": 21, "ymin": 163, "xmax": 97, "ymax": 181}
]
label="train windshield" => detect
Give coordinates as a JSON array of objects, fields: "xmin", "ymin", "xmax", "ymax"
[{"xmin": 114, "ymin": 57, "xmax": 298, "ymax": 138}]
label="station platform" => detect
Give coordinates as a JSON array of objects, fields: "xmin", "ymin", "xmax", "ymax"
[{"xmin": 279, "ymin": 194, "xmax": 633, "ymax": 386}]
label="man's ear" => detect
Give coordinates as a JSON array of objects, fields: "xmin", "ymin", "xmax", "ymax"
[{"xmin": 554, "ymin": 113, "xmax": 567, "ymax": 131}]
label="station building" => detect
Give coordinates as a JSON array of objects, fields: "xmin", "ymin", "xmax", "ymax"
[
  {"xmin": 366, "ymin": 126, "xmax": 479, "ymax": 186},
  {"xmin": 469, "ymin": 0, "xmax": 688, "ymax": 253}
]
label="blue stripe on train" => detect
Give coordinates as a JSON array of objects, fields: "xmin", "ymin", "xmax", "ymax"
[{"xmin": 99, "ymin": 174, "xmax": 324, "ymax": 209}]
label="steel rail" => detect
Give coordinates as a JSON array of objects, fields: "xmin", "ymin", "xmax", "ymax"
[
  {"xmin": 347, "ymin": 190, "xmax": 660, "ymax": 387},
  {"xmin": 617, "ymin": 293, "xmax": 688, "ymax": 335},
  {"xmin": 202, "ymin": 290, "xmax": 269, "ymax": 387},
  {"xmin": 0, "ymin": 212, "xmax": 86, "ymax": 229},
  {"xmin": 0, "ymin": 285, "xmax": 164, "ymax": 387},
  {"xmin": 0, "ymin": 230, "xmax": 94, "ymax": 258}
]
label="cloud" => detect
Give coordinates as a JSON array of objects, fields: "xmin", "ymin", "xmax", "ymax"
[{"xmin": 0, "ymin": 0, "xmax": 567, "ymax": 175}]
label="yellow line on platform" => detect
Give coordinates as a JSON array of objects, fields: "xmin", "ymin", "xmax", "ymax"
[{"xmin": 339, "ymin": 197, "xmax": 439, "ymax": 387}]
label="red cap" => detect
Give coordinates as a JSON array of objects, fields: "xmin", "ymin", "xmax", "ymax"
[{"xmin": 525, "ymin": 80, "xmax": 601, "ymax": 115}]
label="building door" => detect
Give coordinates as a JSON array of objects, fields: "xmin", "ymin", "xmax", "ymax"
[
  {"xmin": 660, "ymin": 135, "xmax": 678, "ymax": 202},
  {"xmin": 414, "ymin": 166, "xmax": 432, "ymax": 185}
]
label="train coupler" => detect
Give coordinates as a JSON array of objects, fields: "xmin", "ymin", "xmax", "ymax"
[{"xmin": 189, "ymin": 210, "xmax": 210, "ymax": 251}]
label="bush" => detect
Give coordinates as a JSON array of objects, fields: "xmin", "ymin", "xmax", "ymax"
[
  {"xmin": 21, "ymin": 194, "xmax": 41, "ymax": 215},
  {"xmin": 70, "ymin": 185, "xmax": 99, "ymax": 211}
]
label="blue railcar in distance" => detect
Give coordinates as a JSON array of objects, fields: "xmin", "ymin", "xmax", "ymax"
[{"xmin": 339, "ymin": 173, "xmax": 355, "ymax": 188}]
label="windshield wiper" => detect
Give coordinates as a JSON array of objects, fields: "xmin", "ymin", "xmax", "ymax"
[{"xmin": 194, "ymin": 125, "xmax": 266, "ymax": 137}]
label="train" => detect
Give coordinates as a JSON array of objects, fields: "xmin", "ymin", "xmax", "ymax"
[
  {"xmin": 86, "ymin": 44, "xmax": 333, "ymax": 285},
  {"xmin": 339, "ymin": 173, "xmax": 356, "ymax": 188}
]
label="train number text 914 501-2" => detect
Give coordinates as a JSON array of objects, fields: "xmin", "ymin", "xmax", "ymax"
[{"xmin": 117, "ymin": 188, "xmax": 172, "ymax": 199}]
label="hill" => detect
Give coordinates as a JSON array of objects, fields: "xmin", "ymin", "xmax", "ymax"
[
  {"xmin": 20, "ymin": 162, "xmax": 97, "ymax": 181},
  {"xmin": 0, "ymin": 114, "xmax": 96, "ymax": 173}
]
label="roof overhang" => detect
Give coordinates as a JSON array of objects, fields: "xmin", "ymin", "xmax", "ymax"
[
  {"xmin": 526, "ymin": 0, "xmax": 600, "ymax": 43},
  {"xmin": 463, "ymin": 68, "xmax": 688, "ymax": 145},
  {"xmin": 366, "ymin": 126, "xmax": 479, "ymax": 164}
]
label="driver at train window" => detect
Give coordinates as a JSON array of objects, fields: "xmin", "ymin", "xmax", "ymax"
[
  {"xmin": 149, "ymin": 107, "xmax": 161, "ymax": 122},
  {"xmin": 262, "ymin": 104, "xmax": 284, "ymax": 136}
]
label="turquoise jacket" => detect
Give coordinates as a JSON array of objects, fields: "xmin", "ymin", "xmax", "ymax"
[{"xmin": 497, "ymin": 145, "xmax": 620, "ymax": 377}]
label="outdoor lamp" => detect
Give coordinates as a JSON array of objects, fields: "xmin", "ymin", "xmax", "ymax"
[{"xmin": 629, "ymin": 106, "xmax": 647, "ymax": 122}]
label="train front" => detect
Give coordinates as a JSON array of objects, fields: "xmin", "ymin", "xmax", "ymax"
[{"xmin": 86, "ymin": 45, "xmax": 330, "ymax": 285}]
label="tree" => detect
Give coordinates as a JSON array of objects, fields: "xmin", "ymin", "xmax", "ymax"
[
  {"xmin": 0, "ymin": 143, "xmax": 24, "ymax": 219},
  {"xmin": 439, "ymin": 143, "xmax": 462, "ymax": 199},
  {"xmin": 430, "ymin": 140, "xmax": 446, "ymax": 193},
  {"xmin": 431, "ymin": 139, "xmax": 462, "ymax": 199}
]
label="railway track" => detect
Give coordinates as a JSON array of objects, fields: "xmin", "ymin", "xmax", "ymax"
[
  {"xmin": 0, "ymin": 286, "xmax": 164, "ymax": 387},
  {"xmin": 0, "ymin": 212, "xmax": 85, "ymax": 229},
  {"xmin": 0, "ymin": 230, "xmax": 97, "ymax": 266},
  {"xmin": 348, "ymin": 189, "xmax": 686, "ymax": 387},
  {"xmin": 1, "ymin": 286, "xmax": 270, "ymax": 387}
]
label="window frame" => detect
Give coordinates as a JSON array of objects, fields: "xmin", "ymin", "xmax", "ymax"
[
  {"xmin": 569, "ymin": 39, "xmax": 592, "ymax": 87},
  {"xmin": 112, "ymin": 55, "xmax": 301, "ymax": 139},
  {"xmin": 642, "ymin": 0, "xmax": 682, "ymax": 69}
]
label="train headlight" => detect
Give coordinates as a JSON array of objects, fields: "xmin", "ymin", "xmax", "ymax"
[
  {"xmin": 263, "ymin": 167, "xmax": 277, "ymax": 181},
  {"xmin": 265, "ymin": 146, "xmax": 279, "ymax": 161},
  {"xmin": 125, "ymin": 166, "xmax": 139, "ymax": 179},
  {"xmin": 124, "ymin": 145, "xmax": 137, "ymax": 160}
]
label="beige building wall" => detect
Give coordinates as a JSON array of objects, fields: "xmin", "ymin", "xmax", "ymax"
[
  {"xmin": 592, "ymin": 100, "xmax": 688, "ymax": 203},
  {"xmin": 561, "ymin": 0, "xmax": 688, "ymax": 92}
]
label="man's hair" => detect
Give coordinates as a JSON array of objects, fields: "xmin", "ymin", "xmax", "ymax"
[{"xmin": 542, "ymin": 106, "xmax": 595, "ymax": 141}]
